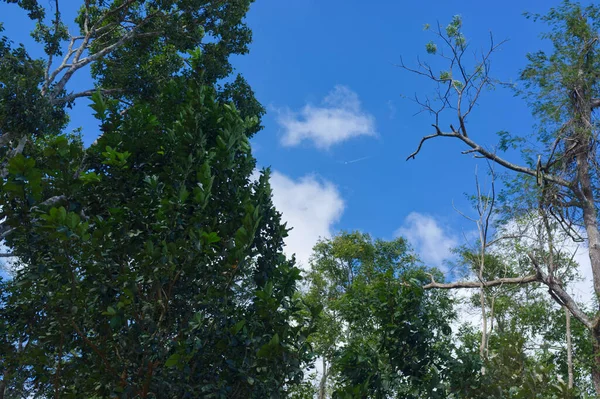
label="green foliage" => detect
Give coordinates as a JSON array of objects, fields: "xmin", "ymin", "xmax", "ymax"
[
  {"xmin": 2, "ymin": 0, "xmax": 264, "ymax": 133},
  {"xmin": 0, "ymin": 27, "xmax": 66, "ymax": 141},
  {"xmin": 303, "ymin": 232, "xmax": 468, "ymax": 398},
  {"xmin": 0, "ymin": 80, "xmax": 312, "ymax": 398},
  {"xmin": 425, "ymin": 41, "xmax": 437, "ymax": 54},
  {"xmin": 84, "ymin": 0, "xmax": 256, "ymax": 106},
  {"xmin": 449, "ymin": 245, "xmax": 587, "ymax": 398}
]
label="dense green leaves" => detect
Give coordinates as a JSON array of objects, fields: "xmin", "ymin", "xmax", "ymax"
[
  {"xmin": 300, "ymin": 232, "xmax": 467, "ymax": 398},
  {"xmin": 0, "ymin": 76, "xmax": 311, "ymax": 399},
  {"xmin": 0, "ymin": 27, "xmax": 66, "ymax": 143}
]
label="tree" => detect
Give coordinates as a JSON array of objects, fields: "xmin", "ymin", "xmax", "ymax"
[
  {"xmin": 0, "ymin": 71, "xmax": 313, "ymax": 397},
  {"xmin": 302, "ymin": 231, "xmax": 466, "ymax": 398},
  {"xmin": 450, "ymin": 243, "xmax": 589, "ymax": 397},
  {"xmin": 402, "ymin": 1, "xmax": 600, "ymax": 394},
  {"xmin": 0, "ymin": 0, "xmax": 264, "ymax": 211},
  {"xmin": 0, "ymin": 1, "xmax": 313, "ymax": 397}
]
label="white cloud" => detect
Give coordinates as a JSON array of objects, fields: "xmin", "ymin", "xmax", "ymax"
[
  {"xmin": 494, "ymin": 218, "xmax": 595, "ymax": 308},
  {"xmin": 268, "ymin": 171, "xmax": 344, "ymax": 269},
  {"xmin": 570, "ymin": 243, "xmax": 595, "ymax": 306},
  {"xmin": 395, "ymin": 212, "xmax": 458, "ymax": 269},
  {"xmin": 277, "ymin": 85, "xmax": 376, "ymax": 149},
  {"xmin": 395, "ymin": 213, "xmax": 478, "ymax": 331}
]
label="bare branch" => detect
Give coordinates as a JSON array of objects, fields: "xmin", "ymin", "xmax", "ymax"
[
  {"xmin": 407, "ymin": 125, "xmax": 572, "ymax": 188},
  {"xmin": 406, "ymin": 125, "xmax": 443, "ymax": 160},
  {"xmin": 0, "ymin": 131, "xmax": 18, "ymax": 147},
  {"xmin": 45, "ymin": 4, "xmax": 163, "ymax": 102},
  {"xmin": 527, "ymin": 253, "xmax": 592, "ymax": 329},
  {"xmin": 0, "ymin": 227, "xmax": 15, "ymax": 240},
  {"xmin": 423, "ymin": 274, "xmax": 540, "ymax": 289},
  {"xmin": 36, "ymin": 195, "xmax": 67, "ymax": 209},
  {"xmin": 57, "ymin": 88, "xmax": 123, "ymax": 104}
]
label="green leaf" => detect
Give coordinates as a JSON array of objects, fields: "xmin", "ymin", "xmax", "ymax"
[
  {"xmin": 165, "ymin": 353, "xmax": 181, "ymax": 368},
  {"xmin": 425, "ymin": 41, "xmax": 437, "ymax": 54}
]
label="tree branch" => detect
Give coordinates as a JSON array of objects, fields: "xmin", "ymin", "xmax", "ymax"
[
  {"xmin": 423, "ymin": 274, "xmax": 540, "ymax": 289},
  {"xmin": 57, "ymin": 88, "xmax": 123, "ymax": 104},
  {"xmin": 527, "ymin": 253, "xmax": 592, "ymax": 330},
  {"xmin": 407, "ymin": 125, "xmax": 572, "ymax": 188},
  {"xmin": 71, "ymin": 321, "xmax": 119, "ymax": 378},
  {"xmin": 48, "ymin": 8, "xmax": 162, "ymax": 102}
]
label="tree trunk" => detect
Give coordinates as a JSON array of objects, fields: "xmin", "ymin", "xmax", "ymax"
[
  {"xmin": 318, "ymin": 357, "xmax": 327, "ymax": 399},
  {"xmin": 565, "ymin": 306, "xmax": 573, "ymax": 390},
  {"xmin": 574, "ymin": 92, "xmax": 600, "ymax": 396},
  {"xmin": 592, "ymin": 333, "xmax": 600, "ymax": 395},
  {"xmin": 479, "ymin": 287, "xmax": 487, "ymax": 376},
  {"xmin": 0, "ymin": 369, "xmax": 7, "ymax": 399}
]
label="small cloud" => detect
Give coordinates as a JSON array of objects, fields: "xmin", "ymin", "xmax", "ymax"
[
  {"xmin": 268, "ymin": 171, "xmax": 345, "ymax": 269},
  {"xmin": 395, "ymin": 212, "xmax": 458, "ymax": 270},
  {"xmin": 277, "ymin": 85, "xmax": 376, "ymax": 149},
  {"xmin": 387, "ymin": 100, "xmax": 397, "ymax": 119}
]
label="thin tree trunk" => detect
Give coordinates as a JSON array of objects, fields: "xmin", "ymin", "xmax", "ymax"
[
  {"xmin": 479, "ymin": 288, "xmax": 487, "ymax": 361},
  {"xmin": 592, "ymin": 336, "xmax": 600, "ymax": 395},
  {"xmin": 319, "ymin": 357, "xmax": 327, "ymax": 399},
  {"xmin": 0, "ymin": 369, "xmax": 7, "ymax": 399},
  {"xmin": 487, "ymin": 296, "xmax": 495, "ymax": 356},
  {"xmin": 565, "ymin": 306, "xmax": 573, "ymax": 390}
]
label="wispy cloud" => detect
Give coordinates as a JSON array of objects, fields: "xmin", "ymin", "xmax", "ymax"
[
  {"xmin": 277, "ymin": 85, "xmax": 376, "ymax": 149},
  {"xmin": 386, "ymin": 100, "xmax": 397, "ymax": 119}
]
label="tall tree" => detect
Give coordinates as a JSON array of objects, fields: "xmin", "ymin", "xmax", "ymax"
[
  {"xmin": 0, "ymin": 0, "xmax": 264, "ymax": 195},
  {"xmin": 0, "ymin": 1, "xmax": 312, "ymax": 397},
  {"xmin": 0, "ymin": 71, "xmax": 313, "ymax": 397},
  {"xmin": 302, "ymin": 232, "xmax": 462, "ymax": 398},
  {"xmin": 402, "ymin": 1, "xmax": 600, "ymax": 394},
  {"xmin": 451, "ymin": 243, "xmax": 589, "ymax": 397}
]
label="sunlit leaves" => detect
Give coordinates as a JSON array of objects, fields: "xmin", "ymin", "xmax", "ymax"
[{"xmin": 426, "ymin": 41, "xmax": 437, "ymax": 54}]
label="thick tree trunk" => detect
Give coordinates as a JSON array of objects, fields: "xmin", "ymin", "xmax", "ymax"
[
  {"xmin": 574, "ymin": 95, "xmax": 600, "ymax": 395},
  {"xmin": 579, "ymin": 168, "xmax": 600, "ymax": 395}
]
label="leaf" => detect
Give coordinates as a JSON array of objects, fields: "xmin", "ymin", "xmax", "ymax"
[
  {"xmin": 201, "ymin": 231, "xmax": 221, "ymax": 244},
  {"xmin": 425, "ymin": 41, "xmax": 437, "ymax": 54},
  {"xmin": 89, "ymin": 89, "xmax": 107, "ymax": 120},
  {"xmin": 79, "ymin": 171, "xmax": 101, "ymax": 184},
  {"xmin": 165, "ymin": 353, "xmax": 180, "ymax": 368},
  {"xmin": 231, "ymin": 320, "xmax": 246, "ymax": 335}
]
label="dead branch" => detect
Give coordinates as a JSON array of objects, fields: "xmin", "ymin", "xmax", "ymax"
[
  {"xmin": 423, "ymin": 274, "xmax": 539, "ymax": 289},
  {"xmin": 60, "ymin": 88, "xmax": 123, "ymax": 104},
  {"xmin": 407, "ymin": 124, "xmax": 572, "ymax": 188},
  {"xmin": 527, "ymin": 253, "xmax": 592, "ymax": 329}
]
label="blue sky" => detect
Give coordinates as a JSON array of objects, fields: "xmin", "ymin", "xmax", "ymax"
[{"xmin": 1, "ymin": 0, "xmax": 594, "ymax": 273}]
